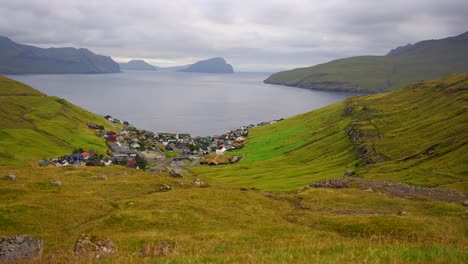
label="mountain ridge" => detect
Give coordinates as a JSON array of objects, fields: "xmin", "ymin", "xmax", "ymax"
[
  {"xmin": 264, "ymin": 31, "xmax": 468, "ymax": 92},
  {"xmin": 0, "ymin": 36, "xmax": 120, "ymax": 74}
]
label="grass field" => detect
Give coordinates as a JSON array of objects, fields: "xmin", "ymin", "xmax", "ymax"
[{"xmin": 0, "ymin": 166, "xmax": 466, "ymax": 263}]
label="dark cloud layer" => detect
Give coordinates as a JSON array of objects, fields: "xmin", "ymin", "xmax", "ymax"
[{"xmin": 1, "ymin": 0, "xmax": 467, "ymax": 71}]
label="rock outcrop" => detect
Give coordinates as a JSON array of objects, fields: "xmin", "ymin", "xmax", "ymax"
[
  {"xmin": 72, "ymin": 234, "xmax": 116, "ymax": 258},
  {"xmin": 0, "ymin": 235, "xmax": 43, "ymax": 262}
]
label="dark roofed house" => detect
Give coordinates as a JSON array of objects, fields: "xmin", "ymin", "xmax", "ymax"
[
  {"xmin": 86, "ymin": 122, "xmax": 99, "ymax": 129},
  {"xmin": 72, "ymin": 153, "xmax": 83, "ymax": 160},
  {"xmin": 86, "ymin": 160, "xmax": 100, "ymax": 167}
]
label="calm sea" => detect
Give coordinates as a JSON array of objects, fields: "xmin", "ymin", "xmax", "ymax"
[{"xmin": 7, "ymin": 71, "xmax": 356, "ymax": 136}]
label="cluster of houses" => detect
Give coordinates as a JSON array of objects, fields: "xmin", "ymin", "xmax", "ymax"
[
  {"xmin": 39, "ymin": 150, "xmax": 112, "ymax": 168},
  {"xmin": 40, "ymin": 115, "xmax": 284, "ymax": 169}
]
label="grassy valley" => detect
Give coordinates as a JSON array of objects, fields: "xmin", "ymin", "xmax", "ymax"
[
  {"xmin": 0, "ymin": 74, "xmax": 467, "ymax": 262},
  {"xmin": 0, "ymin": 76, "xmax": 114, "ymax": 166},
  {"xmin": 265, "ymin": 32, "xmax": 468, "ymax": 93}
]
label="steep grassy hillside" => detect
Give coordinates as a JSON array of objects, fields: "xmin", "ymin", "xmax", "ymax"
[
  {"xmin": 0, "ymin": 76, "xmax": 114, "ymax": 166},
  {"xmin": 194, "ymin": 74, "xmax": 468, "ymax": 191},
  {"xmin": 0, "ymin": 166, "xmax": 466, "ymax": 263},
  {"xmin": 265, "ymin": 31, "xmax": 468, "ymax": 92}
]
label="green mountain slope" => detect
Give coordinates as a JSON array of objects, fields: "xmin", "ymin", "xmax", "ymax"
[
  {"xmin": 195, "ymin": 74, "xmax": 468, "ymax": 191},
  {"xmin": 0, "ymin": 76, "xmax": 113, "ymax": 166},
  {"xmin": 0, "ymin": 36, "xmax": 120, "ymax": 74},
  {"xmin": 265, "ymin": 32, "xmax": 468, "ymax": 92}
]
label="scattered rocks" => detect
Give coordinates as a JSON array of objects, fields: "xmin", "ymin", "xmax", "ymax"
[
  {"xmin": 310, "ymin": 179, "xmax": 349, "ymax": 189},
  {"xmin": 73, "ymin": 234, "xmax": 116, "ymax": 258},
  {"xmin": 192, "ymin": 178, "xmax": 204, "ymax": 186},
  {"xmin": 139, "ymin": 241, "xmax": 176, "ymax": 257},
  {"xmin": 310, "ymin": 178, "xmax": 467, "ymax": 203},
  {"xmin": 463, "ymin": 200, "xmax": 468, "ymax": 206},
  {"xmin": 0, "ymin": 235, "xmax": 43, "ymax": 262},
  {"xmin": 397, "ymin": 210, "xmax": 407, "ymax": 216},
  {"xmin": 344, "ymin": 169, "xmax": 355, "ymax": 177},
  {"xmin": 4, "ymin": 173, "xmax": 16, "ymax": 181},
  {"xmin": 91, "ymin": 175, "xmax": 108, "ymax": 180},
  {"xmin": 160, "ymin": 184, "xmax": 173, "ymax": 192},
  {"xmin": 51, "ymin": 179, "xmax": 62, "ymax": 186}
]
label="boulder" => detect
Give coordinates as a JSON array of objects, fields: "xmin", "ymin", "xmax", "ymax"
[
  {"xmin": 463, "ymin": 200, "xmax": 468, "ymax": 206},
  {"xmin": 0, "ymin": 235, "xmax": 43, "ymax": 262},
  {"xmin": 160, "ymin": 184, "xmax": 173, "ymax": 192},
  {"xmin": 192, "ymin": 178, "xmax": 204, "ymax": 186},
  {"xmin": 343, "ymin": 169, "xmax": 355, "ymax": 177},
  {"xmin": 139, "ymin": 241, "xmax": 176, "ymax": 257},
  {"xmin": 51, "ymin": 180, "xmax": 62, "ymax": 186},
  {"xmin": 168, "ymin": 170, "xmax": 183, "ymax": 178},
  {"xmin": 4, "ymin": 173, "xmax": 16, "ymax": 181},
  {"xmin": 73, "ymin": 234, "xmax": 116, "ymax": 258},
  {"xmin": 397, "ymin": 210, "xmax": 407, "ymax": 216}
]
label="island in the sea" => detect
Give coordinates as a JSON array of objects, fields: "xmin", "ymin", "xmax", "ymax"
[
  {"xmin": 119, "ymin": 60, "xmax": 157, "ymax": 71},
  {"xmin": 180, "ymin": 57, "xmax": 234, "ymax": 73},
  {"xmin": 119, "ymin": 57, "xmax": 234, "ymax": 73}
]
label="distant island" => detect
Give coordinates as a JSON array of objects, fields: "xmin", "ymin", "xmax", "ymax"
[
  {"xmin": 119, "ymin": 60, "xmax": 157, "ymax": 71},
  {"xmin": 180, "ymin": 57, "xmax": 234, "ymax": 73},
  {"xmin": 0, "ymin": 36, "xmax": 120, "ymax": 74},
  {"xmin": 264, "ymin": 31, "xmax": 468, "ymax": 93},
  {"xmin": 120, "ymin": 57, "xmax": 234, "ymax": 74}
]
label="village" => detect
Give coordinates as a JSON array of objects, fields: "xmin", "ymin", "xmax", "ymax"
[{"xmin": 39, "ymin": 115, "xmax": 283, "ymax": 171}]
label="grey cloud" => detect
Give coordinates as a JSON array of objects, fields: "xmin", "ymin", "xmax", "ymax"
[{"xmin": 0, "ymin": 0, "xmax": 467, "ymax": 71}]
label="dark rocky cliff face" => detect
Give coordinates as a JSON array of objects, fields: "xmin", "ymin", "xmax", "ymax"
[
  {"xmin": 0, "ymin": 36, "xmax": 120, "ymax": 74},
  {"xmin": 180, "ymin": 57, "xmax": 234, "ymax": 73}
]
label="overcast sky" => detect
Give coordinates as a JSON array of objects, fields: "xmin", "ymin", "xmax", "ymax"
[{"xmin": 1, "ymin": 0, "xmax": 467, "ymax": 71}]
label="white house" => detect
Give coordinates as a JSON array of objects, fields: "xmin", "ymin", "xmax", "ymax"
[{"xmin": 216, "ymin": 147, "xmax": 227, "ymax": 155}]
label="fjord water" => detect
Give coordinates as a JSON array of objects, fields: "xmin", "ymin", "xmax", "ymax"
[{"xmin": 7, "ymin": 71, "xmax": 355, "ymax": 136}]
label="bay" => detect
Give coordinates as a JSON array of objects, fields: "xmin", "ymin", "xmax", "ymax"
[{"xmin": 7, "ymin": 71, "xmax": 356, "ymax": 136}]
